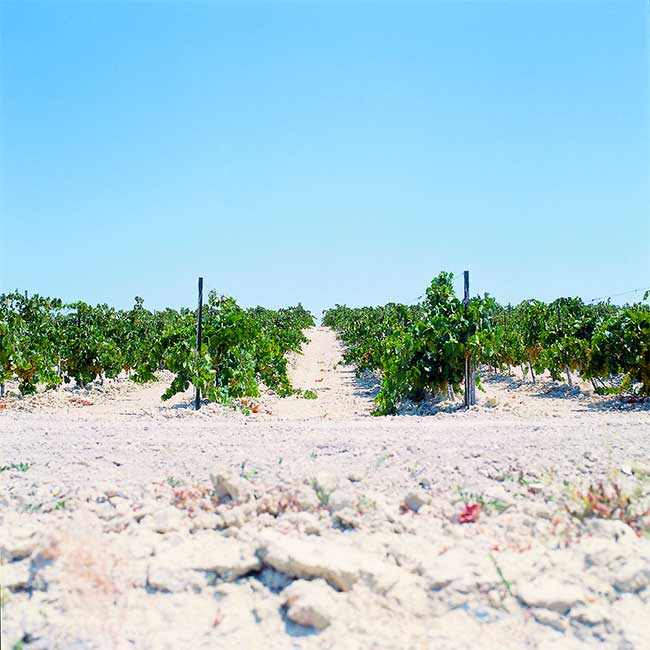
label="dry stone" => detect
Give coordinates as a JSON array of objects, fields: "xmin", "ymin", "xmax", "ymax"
[
  {"xmin": 126, "ymin": 528, "xmax": 158, "ymax": 560},
  {"xmin": 570, "ymin": 603, "xmax": 610, "ymax": 626},
  {"xmin": 210, "ymin": 469, "xmax": 253, "ymax": 504},
  {"xmin": 404, "ymin": 489, "xmax": 431, "ymax": 513},
  {"xmin": 279, "ymin": 511, "xmax": 323, "ymax": 535},
  {"xmin": 283, "ymin": 578, "xmax": 340, "ymax": 630},
  {"xmin": 518, "ymin": 578, "xmax": 584, "ymax": 613},
  {"xmin": 257, "ymin": 532, "xmax": 403, "ymax": 594},
  {"xmin": 150, "ymin": 507, "xmax": 185, "ymax": 534},
  {"xmin": 147, "ymin": 564, "xmax": 206, "ymax": 593},
  {"xmin": 586, "ymin": 519, "xmax": 637, "ymax": 543},
  {"xmin": 1, "ymin": 559, "xmax": 31, "ymax": 589},
  {"xmin": 293, "ymin": 486, "xmax": 320, "ymax": 512},
  {"xmin": 328, "ymin": 488, "xmax": 357, "ymax": 512},
  {"xmin": 149, "ymin": 531, "xmax": 260, "ymax": 582},
  {"xmin": 531, "ymin": 606, "xmax": 567, "ymax": 631},
  {"xmin": 421, "ymin": 547, "xmax": 485, "ymax": 591},
  {"xmin": 613, "ymin": 559, "xmax": 650, "ymax": 593},
  {"xmin": 1, "ymin": 514, "xmax": 48, "ymax": 560},
  {"xmin": 258, "ymin": 533, "xmax": 359, "ymax": 591}
]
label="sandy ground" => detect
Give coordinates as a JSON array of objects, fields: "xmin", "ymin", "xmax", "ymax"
[{"xmin": 1, "ymin": 328, "xmax": 649, "ymax": 650}]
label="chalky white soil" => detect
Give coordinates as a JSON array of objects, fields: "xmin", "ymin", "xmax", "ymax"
[{"xmin": 1, "ymin": 328, "xmax": 650, "ymax": 650}]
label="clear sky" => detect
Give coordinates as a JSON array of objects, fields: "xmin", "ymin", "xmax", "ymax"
[{"xmin": 1, "ymin": 0, "xmax": 648, "ymax": 317}]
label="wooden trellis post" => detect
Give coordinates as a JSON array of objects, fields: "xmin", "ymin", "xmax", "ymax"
[
  {"xmin": 463, "ymin": 270, "xmax": 476, "ymax": 407},
  {"xmin": 194, "ymin": 277, "xmax": 203, "ymax": 410}
]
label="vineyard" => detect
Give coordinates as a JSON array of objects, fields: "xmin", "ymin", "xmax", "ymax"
[
  {"xmin": 0, "ymin": 290, "xmax": 314, "ymax": 405},
  {"xmin": 2, "ymin": 274, "xmax": 648, "ymax": 416},
  {"xmin": 323, "ymin": 272, "xmax": 650, "ymax": 414},
  {"xmin": 2, "ymin": 280, "xmax": 650, "ymax": 650}
]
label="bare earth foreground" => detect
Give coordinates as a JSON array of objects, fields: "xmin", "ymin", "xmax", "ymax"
[{"xmin": 2, "ymin": 328, "xmax": 650, "ymax": 650}]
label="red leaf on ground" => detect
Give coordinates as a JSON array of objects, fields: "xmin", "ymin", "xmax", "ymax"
[
  {"xmin": 0, "ymin": 403, "xmax": 6, "ymax": 410},
  {"xmin": 459, "ymin": 502, "xmax": 481, "ymax": 523},
  {"xmin": 69, "ymin": 398, "xmax": 93, "ymax": 407}
]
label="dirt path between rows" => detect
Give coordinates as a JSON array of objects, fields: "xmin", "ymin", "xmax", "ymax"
[
  {"xmin": 264, "ymin": 326, "xmax": 375, "ymax": 419},
  {"xmin": 1, "ymin": 328, "xmax": 650, "ymax": 650}
]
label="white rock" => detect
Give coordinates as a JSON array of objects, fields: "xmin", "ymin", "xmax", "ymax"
[
  {"xmin": 333, "ymin": 507, "xmax": 363, "ymax": 529},
  {"xmin": 328, "ymin": 488, "xmax": 357, "ymax": 513},
  {"xmin": 258, "ymin": 532, "xmax": 402, "ymax": 593},
  {"xmin": 585, "ymin": 519, "xmax": 636, "ymax": 542},
  {"xmin": 150, "ymin": 531, "xmax": 260, "ymax": 581},
  {"xmin": 126, "ymin": 528, "xmax": 158, "ymax": 560},
  {"xmin": 1, "ymin": 560, "xmax": 30, "ymax": 588},
  {"xmin": 137, "ymin": 514, "xmax": 155, "ymax": 530},
  {"xmin": 531, "ymin": 607, "xmax": 566, "ymax": 631},
  {"xmin": 385, "ymin": 575, "xmax": 431, "ymax": 617},
  {"xmin": 189, "ymin": 512, "xmax": 223, "ymax": 533},
  {"xmin": 384, "ymin": 533, "xmax": 443, "ymax": 574},
  {"xmin": 293, "ymin": 486, "xmax": 320, "ymax": 512},
  {"xmin": 146, "ymin": 565, "xmax": 204, "ymax": 593},
  {"xmin": 151, "ymin": 507, "xmax": 185, "ymax": 534},
  {"xmin": 279, "ymin": 512, "xmax": 322, "ymax": 535},
  {"xmin": 571, "ymin": 603, "xmax": 609, "ymax": 625},
  {"xmin": 422, "ymin": 547, "xmax": 486, "ymax": 591},
  {"xmin": 613, "ymin": 559, "xmax": 650, "ymax": 593},
  {"xmin": 404, "ymin": 490, "xmax": 431, "ymax": 513},
  {"xmin": 109, "ymin": 496, "xmax": 132, "ymax": 516},
  {"xmin": 518, "ymin": 578, "xmax": 584, "ymax": 613},
  {"xmin": 0, "ymin": 515, "xmax": 44, "ymax": 560},
  {"xmin": 283, "ymin": 578, "xmax": 340, "ymax": 630},
  {"xmin": 581, "ymin": 538, "xmax": 623, "ymax": 568},
  {"xmin": 93, "ymin": 500, "xmax": 118, "ymax": 521},
  {"xmin": 211, "ymin": 469, "xmax": 253, "ymax": 504},
  {"xmin": 218, "ymin": 507, "xmax": 244, "ymax": 529},
  {"xmin": 610, "ymin": 596, "xmax": 650, "ymax": 649},
  {"xmin": 259, "ymin": 533, "xmax": 358, "ymax": 591}
]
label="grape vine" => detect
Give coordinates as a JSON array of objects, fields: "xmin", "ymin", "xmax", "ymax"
[
  {"xmin": 323, "ymin": 272, "xmax": 650, "ymax": 414},
  {"xmin": 0, "ymin": 289, "xmax": 314, "ymax": 404}
]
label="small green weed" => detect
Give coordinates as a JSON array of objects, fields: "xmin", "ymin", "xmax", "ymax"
[
  {"xmin": 302, "ymin": 390, "xmax": 318, "ymax": 400},
  {"xmin": 375, "ymin": 453, "xmax": 392, "ymax": 467},
  {"xmin": 0, "ymin": 462, "xmax": 30, "ymax": 473},
  {"xmin": 565, "ymin": 481, "xmax": 650, "ymax": 536},
  {"xmin": 357, "ymin": 494, "xmax": 376, "ymax": 514},
  {"xmin": 312, "ymin": 481, "xmax": 330, "ymax": 506},
  {"xmin": 240, "ymin": 461, "xmax": 259, "ymax": 481},
  {"xmin": 489, "ymin": 553, "xmax": 514, "ymax": 596},
  {"xmin": 457, "ymin": 487, "xmax": 511, "ymax": 514}
]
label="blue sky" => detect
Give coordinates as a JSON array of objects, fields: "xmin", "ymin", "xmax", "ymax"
[{"xmin": 1, "ymin": 0, "xmax": 648, "ymax": 316}]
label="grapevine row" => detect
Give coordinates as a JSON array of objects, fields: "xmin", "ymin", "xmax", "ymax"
[
  {"xmin": 322, "ymin": 272, "xmax": 650, "ymax": 414},
  {"xmin": 0, "ymin": 290, "xmax": 314, "ymax": 404}
]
